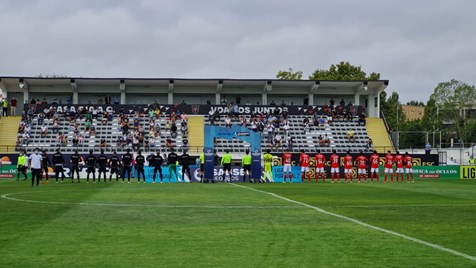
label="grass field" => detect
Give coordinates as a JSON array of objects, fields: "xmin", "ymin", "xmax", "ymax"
[{"xmin": 1, "ymin": 179, "xmax": 475, "ymax": 267}]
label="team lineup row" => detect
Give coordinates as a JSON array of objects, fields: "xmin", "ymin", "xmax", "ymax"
[{"xmin": 17, "ymin": 147, "xmax": 415, "ymax": 186}]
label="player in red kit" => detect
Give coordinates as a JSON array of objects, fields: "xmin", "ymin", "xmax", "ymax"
[
  {"xmin": 369, "ymin": 150, "xmax": 380, "ymax": 182},
  {"xmin": 355, "ymin": 150, "xmax": 368, "ymax": 182},
  {"xmin": 404, "ymin": 152, "xmax": 414, "ymax": 183},
  {"xmin": 314, "ymin": 149, "xmax": 326, "ymax": 182},
  {"xmin": 394, "ymin": 151, "xmax": 404, "ymax": 182},
  {"xmin": 384, "ymin": 151, "xmax": 394, "ymax": 183},
  {"xmin": 299, "ymin": 149, "xmax": 310, "ymax": 182},
  {"xmin": 330, "ymin": 149, "xmax": 340, "ymax": 183},
  {"xmin": 343, "ymin": 151, "xmax": 353, "ymax": 183},
  {"xmin": 282, "ymin": 148, "xmax": 293, "ymax": 183}
]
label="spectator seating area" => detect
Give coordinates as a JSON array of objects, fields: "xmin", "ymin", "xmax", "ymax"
[{"xmin": 16, "ymin": 108, "xmax": 372, "ymax": 154}]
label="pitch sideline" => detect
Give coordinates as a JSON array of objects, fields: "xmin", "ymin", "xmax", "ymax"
[
  {"xmin": 0, "ymin": 192, "xmax": 300, "ymax": 210},
  {"xmin": 231, "ymin": 183, "xmax": 476, "ymax": 262}
]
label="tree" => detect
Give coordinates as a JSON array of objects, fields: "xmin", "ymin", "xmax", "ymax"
[
  {"xmin": 427, "ymin": 79, "xmax": 476, "ymax": 140},
  {"xmin": 461, "ymin": 119, "xmax": 476, "ymax": 143},
  {"xmin": 406, "ymin": 100, "xmax": 425, "ymax": 106},
  {"xmin": 399, "ymin": 119, "xmax": 426, "ymax": 148},
  {"xmin": 380, "ymin": 91, "xmax": 405, "ymax": 131},
  {"xmin": 308, "ymin": 61, "xmax": 380, "ymax": 81},
  {"xmin": 276, "ymin": 68, "xmax": 303, "ymax": 80}
]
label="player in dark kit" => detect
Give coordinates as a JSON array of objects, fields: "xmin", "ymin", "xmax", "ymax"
[
  {"xmin": 180, "ymin": 150, "xmax": 192, "ymax": 183},
  {"xmin": 97, "ymin": 150, "xmax": 108, "ymax": 183},
  {"xmin": 147, "ymin": 152, "xmax": 164, "ymax": 183},
  {"xmin": 108, "ymin": 151, "xmax": 121, "ymax": 182},
  {"xmin": 53, "ymin": 148, "xmax": 66, "ymax": 183},
  {"xmin": 41, "ymin": 150, "xmax": 51, "ymax": 184},
  {"xmin": 135, "ymin": 150, "xmax": 146, "ymax": 183},
  {"xmin": 85, "ymin": 150, "xmax": 97, "ymax": 183},
  {"xmin": 70, "ymin": 150, "xmax": 82, "ymax": 183},
  {"xmin": 122, "ymin": 149, "xmax": 133, "ymax": 183},
  {"xmin": 167, "ymin": 149, "xmax": 179, "ymax": 182}
]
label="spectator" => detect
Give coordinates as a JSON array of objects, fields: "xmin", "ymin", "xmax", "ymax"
[
  {"xmin": 40, "ymin": 124, "xmax": 48, "ymax": 137},
  {"xmin": 225, "ymin": 116, "xmax": 232, "ymax": 128},
  {"xmin": 339, "ymin": 98, "xmax": 345, "ymax": 106},
  {"xmin": 113, "ymin": 96, "xmax": 120, "ymax": 105},
  {"xmin": 100, "ymin": 138, "xmax": 107, "ymax": 148},
  {"xmin": 367, "ymin": 138, "xmax": 373, "ymax": 149},
  {"xmin": 105, "ymin": 95, "xmax": 111, "ymax": 105},
  {"xmin": 270, "ymin": 100, "xmax": 276, "ymax": 106},
  {"xmin": 241, "ymin": 116, "xmax": 248, "ymax": 128},
  {"xmin": 52, "ymin": 121, "xmax": 60, "ymax": 134},
  {"xmin": 170, "ymin": 123, "xmax": 178, "ymax": 138},
  {"xmin": 347, "ymin": 129, "xmax": 356, "ymax": 142},
  {"xmin": 78, "ymin": 134, "xmax": 85, "ymax": 146},
  {"xmin": 182, "ymin": 137, "xmax": 189, "ymax": 151},
  {"xmin": 287, "ymin": 136, "xmax": 294, "ymax": 150},
  {"xmin": 358, "ymin": 113, "xmax": 366, "ymax": 126},
  {"xmin": 66, "ymin": 95, "xmax": 73, "ymax": 105},
  {"xmin": 97, "ymin": 97, "xmax": 104, "ymax": 104},
  {"xmin": 318, "ymin": 134, "xmax": 325, "ymax": 146},
  {"xmin": 149, "ymin": 137, "xmax": 156, "ymax": 148},
  {"xmin": 324, "ymin": 134, "xmax": 331, "ymax": 146},
  {"xmin": 166, "ymin": 136, "xmax": 173, "ymax": 149},
  {"xmin": 425, "ymin": 143, "xmax": 431, "ymax": 154},
  {"xmin": 303, "ymin": 121, "xmax": 310, "ymax": 135},
  {"xmin": 273, "ymin": 132, "xmax": 282, "ymax": 150},
  {"xmin": 10, "ymin": 97, "xmax": 17, "ymax": 116}
]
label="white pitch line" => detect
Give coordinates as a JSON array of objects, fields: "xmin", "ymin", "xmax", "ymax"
[
  {"xmin": 231, "ymin": 183, "xmax": 476, "ymax": 262},
  {"xmin": 329, "ymin": 203, "xmax": 476, "ymax": 208},
  {"xmin": 0, "ymin": 192, "xmax": 300, "ymax": 210}
]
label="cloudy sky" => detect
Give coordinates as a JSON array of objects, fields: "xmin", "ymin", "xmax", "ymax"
[{"xmin": 0, "ymin": 0, "xmax": 474, "ymax": 102}]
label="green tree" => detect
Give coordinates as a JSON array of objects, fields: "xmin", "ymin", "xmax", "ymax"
[
  {"xmin": 461, "ymin": 119, "xmax": 476, "ymax": 143},
  {"xmin": 399, "ymin": 119, "xmax": 426, "ymax": 148},
  {"xmin": 406, "ymin": 100, "xmax": 425, "ymax": 106},
  {"xmin": 276, "ymin": 68, "xmax": 303, "ymax": 80},
  {"xmin": 427, "ymin": 79, "xmax": 476, "ymax": 140},
  {"xmin": 308, "ymin": 61, "xmax": 380, "ymax": 81},
  {"xmin": 380, "ymin": 91, "xmax": 405, "ymax": 131}
]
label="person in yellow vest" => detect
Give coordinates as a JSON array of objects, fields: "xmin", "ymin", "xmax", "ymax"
[
  {"xmin": 2, "ymin": 98, "xmax": 7, "ymax": 117},
  {"xmin": 242, "ymin": 149, "xmax": 252, "ymax": 183},
  {"xmin": 199, "ymin": 150, "xmax": 206, "ymax": 183},
  {"xmin": 469, "ymin": 155, "xmax": 475, "ymax": 165},
  {"xmin": 262, "ymin": 149, "xmax": 274, "ymax": 183},
  {"xmin": 16, "ymin": 150, "xmax": 28, "ymax": 181},
  {"xmin": 221, "ymin": 150, "xmax": 232, "ymax": 182}
]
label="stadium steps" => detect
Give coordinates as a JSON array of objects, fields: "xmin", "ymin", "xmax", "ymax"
[
  {"xmin": 187, "ymin": 115, "xmax": 204, "ymax": 154},
  {"xmin": 0, "ymin": 116, "xmax": 21, "ymax": 153},
  {"xmin": 365, "ymin": 117, "xmax": 394, "ymax": 153}
]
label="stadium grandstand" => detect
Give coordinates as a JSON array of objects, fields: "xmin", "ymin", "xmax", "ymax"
[{"xmin": 0, "ymin": 77, "xmax": 394, "ymax": 156}]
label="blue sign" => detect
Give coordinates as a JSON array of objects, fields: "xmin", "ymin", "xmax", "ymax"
[
  {"xmin": 204, "ymin": 125, "xmax": 261, "ymax": 180},
  {"xmin": 272, "ymin": 166, "xmax": 303, "ymax": 183}
]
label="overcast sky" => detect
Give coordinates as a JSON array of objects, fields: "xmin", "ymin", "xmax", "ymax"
[{"xmin": 0, "ymin": 0, "xmax": 475, "ymax": 103}]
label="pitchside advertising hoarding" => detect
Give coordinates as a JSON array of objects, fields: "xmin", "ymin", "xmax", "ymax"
[{"xmin": 4, "ymin": 153, "xmax": 464, "ymax": 181}]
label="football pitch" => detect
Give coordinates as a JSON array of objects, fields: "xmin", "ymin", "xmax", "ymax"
[{"xmin": 0, "ymin": 179, "xmax": 475, "ymax": 267}]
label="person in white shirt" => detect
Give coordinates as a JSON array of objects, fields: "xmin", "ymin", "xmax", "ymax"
[{"xmin": 28, "ymin": 148, "xmax": 43, "ymax": 187}]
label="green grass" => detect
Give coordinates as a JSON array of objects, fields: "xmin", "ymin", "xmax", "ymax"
[{"xmin": 0, "ymin": 179, "xmax": 475, "ymax": 267}]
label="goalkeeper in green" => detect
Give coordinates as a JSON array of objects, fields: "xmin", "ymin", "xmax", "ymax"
[{"xmin": 262, "ymin": 149, "xmax": 274, "ymax": 183}]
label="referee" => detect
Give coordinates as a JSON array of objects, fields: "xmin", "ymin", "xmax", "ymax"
[
  {"xmin": 221, "ymin": 149, "xmax": 232, "ymax": 182},
  {"xmin": 242, "ymin": 149, "xmax": 252, "ymax": 183}
]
